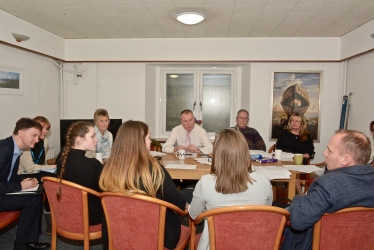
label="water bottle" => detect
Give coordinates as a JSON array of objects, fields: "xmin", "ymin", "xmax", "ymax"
[{"xmin": 250, "ymin": 154, "xmax": 263, "ymax": 160}]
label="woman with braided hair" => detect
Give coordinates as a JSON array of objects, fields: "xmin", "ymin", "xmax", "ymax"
[{"xmin": 55, "ymin": 121, "xmax": 104, "ymax": 226}]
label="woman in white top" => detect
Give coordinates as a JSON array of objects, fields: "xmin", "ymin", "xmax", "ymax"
[{"xmin": 189, "ymin": 129, "xmax": 273, "ymax": 250}]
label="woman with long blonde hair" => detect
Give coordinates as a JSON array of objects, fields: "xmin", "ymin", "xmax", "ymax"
[
  {"xmin": 276, "ymin": 113, "xmax": 315, "ymax": 195},
  {"xmin": 189, "ymin": 129, "xmax": 273, "ymax": 250},
  {"xmin": 99, "ymin": 120, "xmax": 186, "ymax": 249}
]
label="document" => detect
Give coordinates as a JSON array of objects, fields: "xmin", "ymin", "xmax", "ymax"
[
  {"xmin": 195, "ymin": 158, "xmax": 211, "ymax": 165},
  {"xmin": 254, "ymin": 166, "xmax": 291, "ymax": 180},
  {"xmin": 165, "ymin": 164, "xmax": 197, "ymax": 170},
  {"xmin": 41, "ymin": 168, "xmax": 57, "ymax": 173},
  {"xmin": 6, "ymin": 184, "xmax": 41, "ymax": 195},
  {"xmin": 150, "ymin": 151, "xmax": 167, "ymax": 157},
  {"xmin": 283, "ymin": 165, "xmax": 322, "ymax": 173}
]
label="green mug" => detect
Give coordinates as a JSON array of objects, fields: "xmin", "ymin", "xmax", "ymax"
[{"xmin": 294, "ymin": 154, "xmax": 303, "ymax": 165}]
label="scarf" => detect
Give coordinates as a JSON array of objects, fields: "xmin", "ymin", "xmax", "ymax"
[{"xmin": 94, "ymin": 125, "xmax": 111, "ymax": 158}]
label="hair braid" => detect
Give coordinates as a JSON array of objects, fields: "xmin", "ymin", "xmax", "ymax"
[{"xmin": 57, "ymin": 124, "xmax": 75, "ymax": 200}]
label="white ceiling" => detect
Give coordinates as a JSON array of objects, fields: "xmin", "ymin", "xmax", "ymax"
[{"xmin": 1, "ymin": 0, "xmax": 374, "ymax": 39}]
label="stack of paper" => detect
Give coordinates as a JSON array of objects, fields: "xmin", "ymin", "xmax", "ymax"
[
  {"xmin": 195, "ymin": 158, "xmax": 211, "ymax": 165},
  {"xmin": 250, "ymin": 150, "xmax": 272, "ymax": 158},
  {"xmin": 150, "ymin": 151, "xmax": 167, "ymax": 157},
  {"xmin": 165, "ymin": 164, "xmax": 196, "ymax": 170},
  {"xmin": 254, "ymin": 166, "xmax": 291, "ymax": 180},
  {"xmin": 283, "ymin": 165, "xmax": 322, "ymax": 173}
]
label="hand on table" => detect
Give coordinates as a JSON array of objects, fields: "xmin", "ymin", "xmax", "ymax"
[
  {"xmin": 21, "ymin": 178, "xmax": 38, "ymax": 190},
  {"xmin": 174, "ymin": 146, "xmax": 187, "ymax": 152},
  {"xmin": 186, "ymin": 144, "xmax": 201, "ymax": 153}
]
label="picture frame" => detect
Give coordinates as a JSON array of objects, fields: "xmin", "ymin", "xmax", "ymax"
[
  {"xmin": 270, "ymin": 70, "xmax": 322, "ymax": 142},
  {"xmin": 0, "ymin": 64, "xmax": 23, "ymax": 95}
]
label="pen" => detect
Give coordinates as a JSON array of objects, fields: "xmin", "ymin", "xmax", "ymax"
[{"xmin": 185, "ymin": 154, "xmax": 193, "ymax": 156}]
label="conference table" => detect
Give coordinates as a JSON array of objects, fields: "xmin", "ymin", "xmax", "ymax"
[{"xmin": 161, "ymin": 153, "xmax": 299, "ymax": 201}]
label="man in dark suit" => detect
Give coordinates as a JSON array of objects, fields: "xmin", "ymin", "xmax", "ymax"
[{"xmin": 0, "ymin": 118, "xmax": 50, "ymax": 250}]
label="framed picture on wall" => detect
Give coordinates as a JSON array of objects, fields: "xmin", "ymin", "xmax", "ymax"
[
  {"xmin": 0, "ymin": 64, "xmax": 23, "ymax": 95},
  {"xmin": 270, "ymin": 70, "xmax": 322, "ymax": 142}
]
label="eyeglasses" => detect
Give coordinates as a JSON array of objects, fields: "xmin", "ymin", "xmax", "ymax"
[{"xmin": 237, "ymin": 117, "xmax": 248, "ymax": 120}]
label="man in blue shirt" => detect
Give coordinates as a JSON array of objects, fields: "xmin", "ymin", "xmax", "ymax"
[
  {"xmin": 281, "ymin": 129, "xmax": 374, "ymax": 250},
  {"xmin": 0, "ymin": 118, "xmax": 50, "ymax": 250}
]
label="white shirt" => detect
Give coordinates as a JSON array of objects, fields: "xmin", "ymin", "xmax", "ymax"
[{"xmin": 162, "ymin": 124, "xmax": 213, "ymax": 154}]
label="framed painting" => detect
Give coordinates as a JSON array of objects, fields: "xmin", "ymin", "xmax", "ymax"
[
  {"xmin": 270, "ymin": 71, "xmax": 322, "ymax": 142},
  {"xmin": 0, "ymin": 64, "xmax": 23, "ymax": 95}
]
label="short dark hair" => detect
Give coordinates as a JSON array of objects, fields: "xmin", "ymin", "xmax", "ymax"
[
  {"xmin": 180, "ymin": 109, "xmax": 193, "ymax": 116},
  {"xmin": 13, "ymin": 118, "xmax": 42, "ymax": 135},
  {"xmin": 370, "ymin": 121, "xmax": 374, "ymax": 130},
  {"xmin": 336, "ymin": 129, "xmax": 371, "ymax": 165},
  {"xmin": 236, "ymin": 109, "xmax": 249, "ymax": 117}
]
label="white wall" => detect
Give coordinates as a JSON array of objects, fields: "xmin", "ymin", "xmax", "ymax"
[
  {"xmin": 0, "ymin": 10, "xmax": 65, "ymax": 60},
  {"xmin": 345, "ymin": 52, "xmax": 374, "ymax": 141},
  {"xmin": 62, "ymin": 62, "xmax": 146, "ymax": 122},
  {"xmin": 341, "ymin": 19, "xmax": 374, "ymax": 60},
  {"xmin": 65, "ymin": 37, "xmax": 340, "ymax": 61},
  {"xmin": 0, "ymin": 43, "xmax": 60, "ymax": 153},
  {"xmin": 249, "ymin": 62, "xmax": 343, "ymax": 163}
]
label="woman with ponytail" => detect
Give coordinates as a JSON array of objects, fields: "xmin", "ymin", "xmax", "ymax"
[
  {"xmin": 56, "ymin": 121, "xmax": 103, "ymax": 226},
  {"xmin": 99, "ymin": 120, "xmax": 186, "ymax": 250}
]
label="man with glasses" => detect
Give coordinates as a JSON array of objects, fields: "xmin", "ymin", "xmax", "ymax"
[{"xmin": 232, "ymin": 109, "xmax": 266, "ymax": 151}]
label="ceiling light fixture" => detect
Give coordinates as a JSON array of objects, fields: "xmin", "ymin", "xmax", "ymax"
[
  {"xmin": 175, "ymin": 12, "xmax": 205, "ymax": 25},
  {"xmin": 169, "ymin": 75, "xmax": 179, "ymax": 78},
  {"xmin": 12, "ymin": 33, "xmax": 30, "ymax": 42}
]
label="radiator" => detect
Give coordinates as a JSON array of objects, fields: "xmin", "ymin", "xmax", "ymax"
[{"xmin": 47, "ymin": 146, "xmax": 55, "ymax": 159}]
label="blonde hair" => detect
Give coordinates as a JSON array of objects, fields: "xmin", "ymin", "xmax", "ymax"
[
  {"xmin": 211, "ymin": 129, "xmax": 254, "ymax": 194},
  {"xmin": 33, "ymin": 116, "xmax": 51, "ymax": 130},
  {"xmin": 93, "ymin": 109, "xmax": 110, "ymax": 124},
  {"xmin": 99, "ymin": 120, "xmax": 164, "ymax": 198},
  {"xmin": 57, "ymin": 121, "xmax": 93, "ymax": 200},
  {"xmin": 286, "ymin": 113, "xmax": 309, "ymax": 141}
]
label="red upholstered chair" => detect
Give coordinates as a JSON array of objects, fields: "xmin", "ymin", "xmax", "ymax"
[
  {"xmin": 190, "ymin": 205, "xmax": 290, "ymax": 250},
  {"xmin": 42, "ymin": 177, "xmax": 102, "ymax": 250},
  {"xmin": 101, "ymin": 192, "xmax": 190, "ymax": 250},
  {"xmin": 312, "ymin": 207, "xmax": 374, "ymax": 250},
  {"xmin": 0, "ymin": 211, "xmax": 20, "ymax": 229}
]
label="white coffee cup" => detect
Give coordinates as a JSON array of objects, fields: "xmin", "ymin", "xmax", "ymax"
[
  {"xmin": 275, "ymin": 149, "xmax": 282, "ymax": 160},
  {"xmin": 175, "ymin": 149, "xmax": 186, "ymax": 160},
  {"xmin": 95, "ymin": 153, "xmax": 103, "ymax": 163}
]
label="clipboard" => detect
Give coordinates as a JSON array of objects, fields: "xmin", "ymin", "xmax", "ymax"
[{"xmin": 5, "ymin": 184, "xmax": 44, "ymax": 195}]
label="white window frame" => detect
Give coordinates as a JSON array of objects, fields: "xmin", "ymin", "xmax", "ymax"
[{"xmin": 159, "ymin": 67, "xmax": 238, "ymax": 139}]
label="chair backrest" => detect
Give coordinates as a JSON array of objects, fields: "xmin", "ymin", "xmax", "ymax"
[
  {"xmin": 268, "ymin": 144, "xmax": 276, "ymax": 153},
  {"xmin": 101, "ymin": 192, "xmax": 188, "ymax": 250},
  {"xmin": 42, "ymin": 176, "xmax": 101, "ymax": 234},
  {"xmin": 313, "ymin": 207, "xmax": 374, "ymax": 250},
  {"xmin": 192, "ymin": 205, "xmax": 289, "ymax": 250}
]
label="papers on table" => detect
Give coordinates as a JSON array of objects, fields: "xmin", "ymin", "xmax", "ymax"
[
  {"xmin": 165, "ymin": 164, "xmax": 196, "ymax": 170},
  {"xmin": 254, "ymin": 166, "xmax": 291, "ymax": 180},
  {"xmin": 283, "ymin": 165, "xmax": 322, "ymax": 173},
  {"xmin": 250, "ymin": 150, "xmax": 272, "ymax": 158},
  {"xmin": 150, "ymin": 151, "xmax": 167, "ymax": 157},
  {"xmin": 195, "ymin": 158, "xmax": 212, "ymax": 165},
  {"xmin": 280, "ymin": 152, "xmax": 295, "ymax": 161}
]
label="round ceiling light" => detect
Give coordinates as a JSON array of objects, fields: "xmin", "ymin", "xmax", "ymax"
[{"xmin": 175, "ymin": 12, "xmax": 205, "ymax": 25}]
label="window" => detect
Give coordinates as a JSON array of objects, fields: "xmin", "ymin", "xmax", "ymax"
[{"xmin": 160, "ymin": 68, "xmax": 237, "ymax": 138}]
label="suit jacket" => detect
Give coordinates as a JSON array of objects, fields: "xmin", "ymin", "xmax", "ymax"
[{"xmin": 0, "ymin": 136, "xmax": 22, "ymax": 196}]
